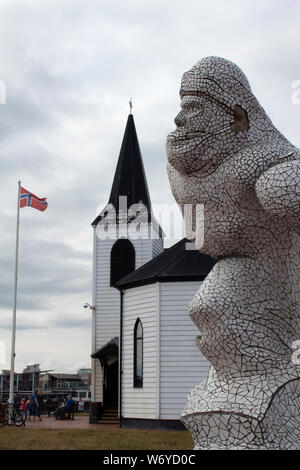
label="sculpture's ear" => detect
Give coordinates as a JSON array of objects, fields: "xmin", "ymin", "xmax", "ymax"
[{"xmin": 231, "ymin": 105, "xmax": 249, "ymax": 134}]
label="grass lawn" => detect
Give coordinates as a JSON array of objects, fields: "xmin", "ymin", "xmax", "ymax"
[{"xmin": 0, "ymin": 427, "xmax": 193, "ymax": 450}]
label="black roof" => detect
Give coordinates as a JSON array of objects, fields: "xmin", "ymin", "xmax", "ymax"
[
  {"xmin": 92, "ymin": 114, "xmax": 152, "ymax": 226},
  {"xmin": 91, "ymin": 337, "xmax": 119, "ymax": 359},
  {"xmin": 116, "ymin": 238, "xmax": 216, "ymax": 289}
]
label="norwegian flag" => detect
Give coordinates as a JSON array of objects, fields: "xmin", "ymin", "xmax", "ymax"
[{"xmin": 19, "ymin": 186, "xmax": 48, "ymax": 212}]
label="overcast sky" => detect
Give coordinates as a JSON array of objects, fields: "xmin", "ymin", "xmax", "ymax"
[{"xmin": 0, "ymin": 0, "xmax": 299, "ymax": 374}]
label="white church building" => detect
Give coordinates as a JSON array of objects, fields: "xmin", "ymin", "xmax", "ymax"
[{"xmin": 89, "ymin": 113, "xmax": 216, "ymax": 429}]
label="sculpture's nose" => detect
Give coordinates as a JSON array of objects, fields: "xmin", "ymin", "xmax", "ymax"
[{"xmin": 174, "ymin": 110, "xmax": 186, "ymax": 127}]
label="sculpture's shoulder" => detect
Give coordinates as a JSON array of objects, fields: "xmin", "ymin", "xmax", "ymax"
[
  {"xmin": 167, "ymin": 140, "xmax": 300, "ymax": 217},
  {"xmin": 183, "ymin": 365, "xmax": 300, "ymax": 422},
  {"xmin": 227, "ymin": 140, "xmax": 299, "ymax": 189},
  {"xmin": 168, "ymin": 139, "xmax": 299, "ymax": 189},
  {"xmin": 255, "ymin": 155, "xmax": 300, "ymax": 219}
]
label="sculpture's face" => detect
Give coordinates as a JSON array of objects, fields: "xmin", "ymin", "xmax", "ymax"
[{"xmin": 166, "ymin": 69, "xmax": 234, "ymax": 176}]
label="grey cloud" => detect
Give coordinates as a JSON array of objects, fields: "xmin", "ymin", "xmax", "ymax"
[
  {"xmin": 0, "ymin": 236, "xmax": 91, "ymax": 311},
  {"xmin": 1, "ymin": 315, "xmax": 90, "ymax": 331},
  {"xmin": 0, "ymin": 0, "xmax": 299, "ymax": 371}
]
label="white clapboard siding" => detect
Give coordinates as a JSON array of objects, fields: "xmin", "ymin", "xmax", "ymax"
[
  {"xmin": 94, "ymin": 361, "xmax": 103, "ymax": 402},
  {"xmin": 152, "ymin": 237, "xmax": 164, "ymax": 258},
  {"xmin": 93, "ymin": 222, "xmax": 160, "ymax": 403},
  {"xmin": 121, "ymin": 283, "xmax": 158, "ymax": 419},
  {"xmin": 159, "ymin": 281, "xmax": 210, "ymax": 420}
]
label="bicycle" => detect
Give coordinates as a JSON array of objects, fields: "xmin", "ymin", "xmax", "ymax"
[{"xmin": 5, "ymin": 403, "xmax": 27, "ymax": 426}]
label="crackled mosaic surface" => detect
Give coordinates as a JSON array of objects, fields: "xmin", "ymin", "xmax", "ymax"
[{"xmin": 167, "ymin": 56, "xmax": 300, "ymax": 449}]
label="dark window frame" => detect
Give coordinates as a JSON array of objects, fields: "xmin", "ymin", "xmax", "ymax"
[
  {"xmin": 133, "ymin": 318, "xmax": 143, "ymax": 388},
  {"xmin": 110, "ymin": 238, "xmax": 135, "ymax": 286}
]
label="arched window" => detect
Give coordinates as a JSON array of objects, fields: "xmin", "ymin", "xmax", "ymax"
[
  {"xmin": 134, "ymin": 318, "xmax": 143, "ymax": 388},
  {"xmin": 110, "ymin": 238, "xmax": 135, "ymax": 286}
]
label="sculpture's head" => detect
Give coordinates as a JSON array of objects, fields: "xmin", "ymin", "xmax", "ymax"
[
  {"xmin": 167, "ymin": 56, "xmax": 259, "ymax": 175},
  {"xmin": 166, "ymin": 57, "xmax": 299, "ymax": 257}
]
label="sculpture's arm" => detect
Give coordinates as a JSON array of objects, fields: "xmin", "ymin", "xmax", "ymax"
[{"xmin": 255, "ymin": 160, "xmax": 300, "ymax": 219}]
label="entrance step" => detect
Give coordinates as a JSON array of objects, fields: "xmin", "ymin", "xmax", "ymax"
[
  {"xmin": 97, "ymin": 407, "xmax": 119, "ymax": 424},
  {"xmin": 97, "ymin": 421, "xmax": 120, "ymax": 425}
]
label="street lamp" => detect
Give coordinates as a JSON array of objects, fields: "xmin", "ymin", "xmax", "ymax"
[{"xmin": 83, "ymin": 303, "xmax": 96, "ymax": 311}]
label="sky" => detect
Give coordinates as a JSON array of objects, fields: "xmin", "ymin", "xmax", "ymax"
[{"xmin": 0, "ymin": 0, "xmax": 299, "ymax": 373}]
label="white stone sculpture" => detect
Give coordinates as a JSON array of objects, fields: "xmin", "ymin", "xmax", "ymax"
[{"xmin": 167, "ymin": 56, "xmax": 300, "ymax": 449}]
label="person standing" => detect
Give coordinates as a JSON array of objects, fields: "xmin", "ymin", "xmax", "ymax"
[
  {"xmin": 36, "ymin": 390, "xmax": 43, "ymax": 421},
  {"xmin": 28, "ymin": 390, "xmax": 39, "ymax": 422},
  {"xmin": 78, "ymin": 400, "xmax": 84, "ymax": 412},
  {"xmin": 25, "ymin": 397, "xmax": 31, "ymax": 420},
  {"xmin": 12, "ymin": 393, "xmax": 20, "ymax": 412}
]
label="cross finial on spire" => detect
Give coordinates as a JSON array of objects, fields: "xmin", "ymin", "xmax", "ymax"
[{"xmin": 129, "ymin": 98, "xmax": 133, "ymax": 114}]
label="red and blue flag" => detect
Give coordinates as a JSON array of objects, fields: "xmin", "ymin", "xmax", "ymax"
[{"xmin": 19, "ymin": 186, "xmax": 48, "ymax": 212}]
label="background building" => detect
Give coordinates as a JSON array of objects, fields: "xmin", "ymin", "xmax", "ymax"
[
  {"xmin": 0, "ymin": 364, "xmax": 44, "ymax": 401},
  {"xmin": 0, "ymin": 365, "xmax": 91, "ymax": 402},
  {"xmin": 39, "ymin": 369, "xmax": 91, "ymax": 402}
]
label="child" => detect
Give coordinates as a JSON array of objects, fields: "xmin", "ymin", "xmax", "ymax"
[
  {"xmin": 25, "ymin": 398, "xmax": 31, "ymax": 421},
  {"xmin": 20, "ymin": 398, "xmax": 26, "ymax": 411}
]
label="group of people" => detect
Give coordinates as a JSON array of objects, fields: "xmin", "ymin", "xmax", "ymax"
[
  {"xmin": 13, "ymin": 390, "xmax": 42, "ymax": 422},
  {"xmin": 10, "ymin": 392, "xmax": 84, "ymax": 421}
]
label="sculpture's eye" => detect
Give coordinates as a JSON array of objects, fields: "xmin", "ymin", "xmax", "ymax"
[
  {"xmin": 186, "ymin": 103, "xmax": 203, "ymax": 115},
  {"xmin": 181, "ymin": 97, "xmax": 204, "ymax": 117}
]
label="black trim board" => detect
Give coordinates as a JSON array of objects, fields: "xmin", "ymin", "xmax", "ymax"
[
  {"xmin": 116, "ymin": 274, "xmax": 207, "ymax": 290},
  {"xmin": 121, "ymin": 418, "xmax": 186, "ymax": 431}
]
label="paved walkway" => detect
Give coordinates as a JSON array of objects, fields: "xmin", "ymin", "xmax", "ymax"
[{"xmin": 25, "ymin": 415, "xmax": 120, "ymax": 430}]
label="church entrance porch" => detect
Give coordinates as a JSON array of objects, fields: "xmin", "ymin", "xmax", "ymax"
[{"xmin": 90, "ymin": 337, "xmax": 119, "ymax": 425}]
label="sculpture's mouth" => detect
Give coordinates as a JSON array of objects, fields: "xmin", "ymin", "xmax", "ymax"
[
  {"xmin": 166, "ymin": 131, "xmax": 212, "ymax": 175},
  {"xmin": 167, "ymin": 129, "xmax": 206, "ymax": 142},
  {"xmin": 187, "ymin": 130, "xmax": 207, "ymax": 139}
]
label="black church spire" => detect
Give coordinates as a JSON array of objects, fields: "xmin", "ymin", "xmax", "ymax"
[
  {"xmin": 92, "ymin": 114, "xmax": 152, "ymax": 226},
  {"xmin": 108, "ymin": 114, "xmax": 151, "ymax": 214}
]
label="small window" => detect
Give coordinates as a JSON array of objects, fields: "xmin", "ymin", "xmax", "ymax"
[
  {"xmin": 134, "ymin": 319, "xmax": 143, "ymax": 388},
  {"xmin": 110, "ymin": 238, "xmax": 135, "ymax": 285}
]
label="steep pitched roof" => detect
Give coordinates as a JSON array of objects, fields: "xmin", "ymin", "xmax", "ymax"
[
  {"xmin": 91, "ymin": 337, "xmax": 119, "ymax": 359},
  {"xmin": 115, "ymin": 238, "xmax": 216, "ymax": 289},
  {"xmin": 92, "ymin": 114, "xmax": 152, "ymax": 226}
]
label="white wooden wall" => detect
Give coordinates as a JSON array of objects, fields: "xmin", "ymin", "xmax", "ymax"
[
  {"xmin": 93, "ymin": 225, "xmax": 119, "ymax": 403},
  {"xmin": 159, "ymin": 281, "xmax": 210, "ymax": 420},
  {"xmin": 152, "ymin": 237, "xmax": 164, "ymax": 258},
  {"xmin": 92, "ymin": 222, "xmax": 163, "ymax": 403},
  {"xmin": 121, "ymin": 283, "xmax": 159, "ymax": 419},
  {"xmin": 121, "ymin": 280, "xmax": 210, "ymax": 422}
]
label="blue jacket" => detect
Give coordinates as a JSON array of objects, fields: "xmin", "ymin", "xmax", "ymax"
[{"xmin": 65, "ymin": 398, "xmax": 75, "ymax": 411}]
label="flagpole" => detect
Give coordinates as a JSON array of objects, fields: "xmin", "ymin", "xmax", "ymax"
[{"xmin": 9, "ymin": 180, "xmax": 21, "ymax": 418}]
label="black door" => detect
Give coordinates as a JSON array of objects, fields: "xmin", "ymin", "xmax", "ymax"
[{"xmin": 103, "ymin": 360, "xmax": 118, "ymax": 407}]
